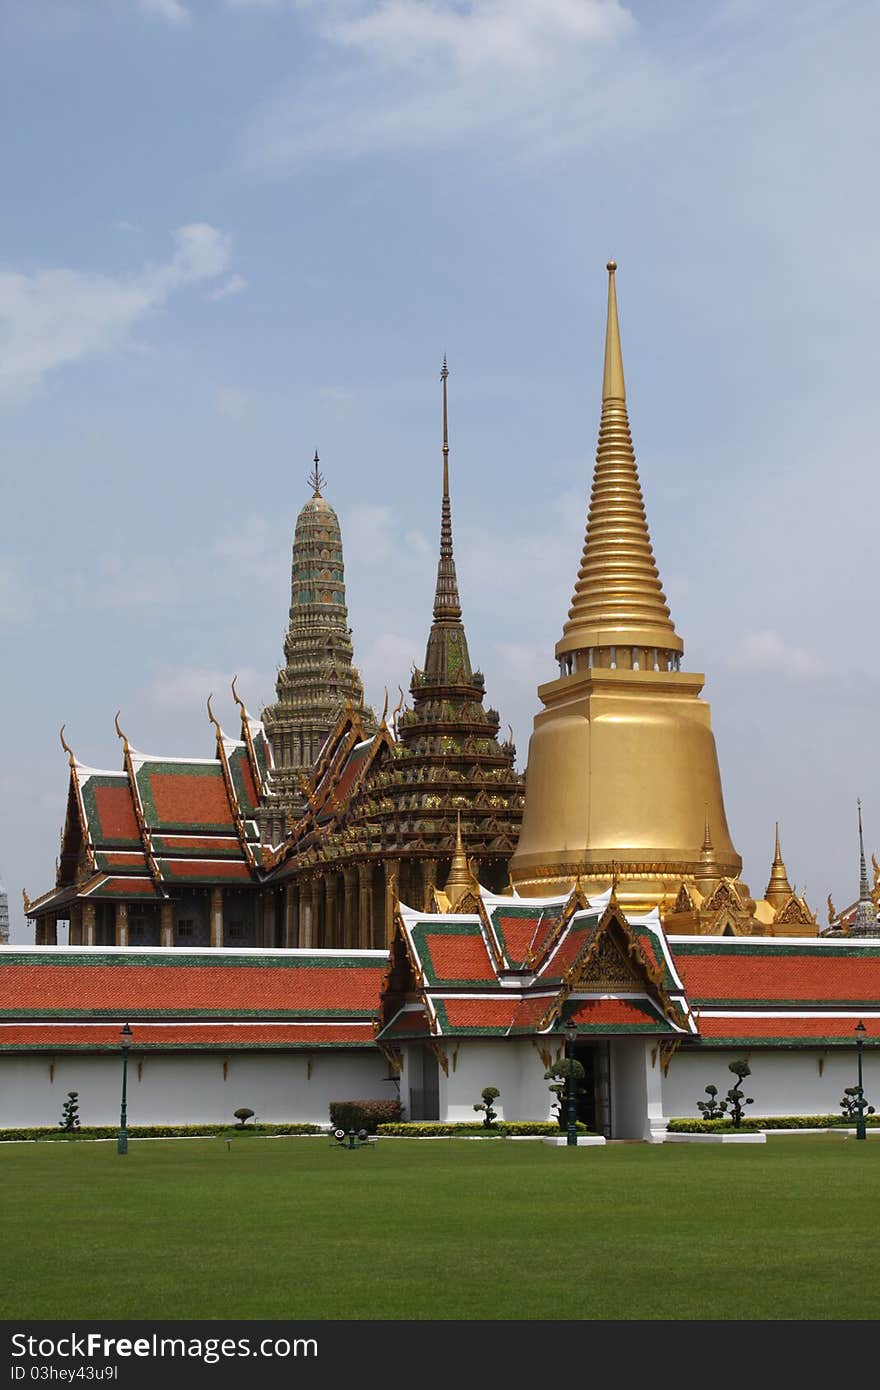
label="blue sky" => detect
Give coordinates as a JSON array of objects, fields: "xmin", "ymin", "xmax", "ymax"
[{"xmin": 2, "ymin": 0, "xmax": 879, "ymax": 939}]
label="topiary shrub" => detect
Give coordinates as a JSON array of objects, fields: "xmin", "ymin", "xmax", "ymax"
[
  {"xmin": 233, "ymin": 1107, "xmax": 255, "ymax": 1129},
  {"xmin": 329, "ymin": 1100, "xmax": 402, "ymax": 1135},
  {"xmin": 840, "ymin": 1086, "xmax": 876, "ymax": 1119},
  {"xmin": 696, "ymin": 1084, "xmax": 727, "ymax": 1121},
  {"xmin": 473, "ymin": 1086, "xmax": 500, "ymax": 1129},
  {"xmin": 725, "ymin": 1060, "xmax": 754, "ymax": 1127},
  {"xmin": 544, "ymin": 1059, "xmax": 585, "ymax": 1129},
  {"xmin": 59, "ymin": 1092, "xmax": 80, "ymax": 1133}
]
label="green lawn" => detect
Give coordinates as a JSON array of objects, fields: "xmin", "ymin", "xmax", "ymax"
[{"xmin": 3, "ymin": 1134, "xmax": 879, "ymax": 1320}]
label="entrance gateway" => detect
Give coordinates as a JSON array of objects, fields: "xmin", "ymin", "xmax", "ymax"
[{"xmin": 383, "ymin": 883, "xmax": 685, "ymax": 1140}]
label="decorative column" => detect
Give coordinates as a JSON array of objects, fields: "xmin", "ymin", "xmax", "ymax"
[
  {"xmin": 115, "ymin": 901, "xmax": 129, "ymax": 948},
  {"xmin": 357, "ymin": 864, "xmax": 372, "ymax": 950},
  {"xmin": 343, "ymin": 868, "xmax": 357, "ymax": 948},
  {"xmin": 160, "ymin": 901, "xmax": 174, "ymax": 948},
  {"xmin": 421, "ymin": 859, "xmax": 438, "ymax": 912},
  {"xmin": 263, "ymin": 894, "xmax": 276, "ymax": 950},
  {"xmin": 325, "ymin": 876, "xmax": 340, "ymax": 948},
  {"xmin": 284, "ymin": 883, "xmax": 297, "ymax": 948},
  {"xmin": 299, "ymin": 886, "xmax": 311, "ymax": 948},
  {"xmin": 383, "ymin": 860, "xmax": 399, "ymax": 946},
  {"xmin": 310, "ymin": 878, "xmax": 322, "ymax": 949},
  {"xmin": 82, "ymin": 901, "xmax": 96, "ymax": 947},
  {"xmin": 210, "ymin": 886, "xmax": 224, "ymax": 948},
  {"xmin": 69, "ymin": 903, "xmax": 82, "ymax": 946},
  {"xmin": 46, "ymin": 919, "xmax": 58, "ymax": 946}
]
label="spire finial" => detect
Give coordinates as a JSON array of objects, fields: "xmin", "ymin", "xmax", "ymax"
[
  {"xmin": 441, "ymin": 810, "xmax": 473, "ymax": 912},
  {"xmin": 432, "ymin": 359, "xmax": 462, "ymax": 622},
  {"xmin": 702, "ymin": 804, "xmax": 713, "ymax": 854},
  {"xmin": 231, "ymin": 674, "xmax": 247, "ymax": 719},
  {"xmin": 764, "ymin": 820, "xmax": 793, "ymax": 909},
  {"xmin": 59, "ymin": 724, "xmax": 76, "ymax": 769},
  {"xmin": 308, "ymin": 450, "xmax": 325, "ymax": 498},
  {"xmin": 603, "ymin": 259, "xmax": 625, "ymax": 403},
  {"xmin": 113, "ymin": 711, "xmax": 130, "ymax": 753},
  {"xmin": 206, "ymin": 693, "xmax": 222, "ymax": 738},
  {"xmin": 854, "ymin": 798, "xmax": 876, "ymax": 935}
]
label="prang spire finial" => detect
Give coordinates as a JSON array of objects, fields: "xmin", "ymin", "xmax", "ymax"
[
  {"xmin": 853, "ymin": 799, "xmax": 877, "ymax": 935},
  {"xmin": 432, "ymin": 357, "xmax": 462, "ymax": 622},
  {"xmin": 764, "ymin": 820, "xmax": 793, "ymax": 909},
  {"xmin": 308, "ymin": 450, "xmax": 325, "ymax": 498},
  {"xmin": 603, "ymin": 260, "xmax": 625, "ymax": 402}
]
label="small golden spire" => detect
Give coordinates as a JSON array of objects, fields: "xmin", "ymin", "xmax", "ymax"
[
  {"xmin": 442, "ymin": 812, "xmax": 474, "ymax": 912},
  {"xmin": 113, "ymin": 711, "xmax": 130, "ymax": 753},
  {"xmin": 696, "ymin": 806, "xmax": 722, "ymax": 894},
  {"xmin": 764, "ymin": 821, "xmax": 793, "ymax": 909},
  {"xmin": 556, "ymin": 261, "xmax": 683, "ymax": 664},
  {"xmin": 379, "ymin": 687, "xmax": 389, "ymax": 728},
  {"xmin": 59, "ymin": 725, "xmax": 76, "ymax": 769}
]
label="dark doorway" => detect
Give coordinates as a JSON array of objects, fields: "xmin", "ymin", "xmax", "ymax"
[
  {"xmin": 573, "ymin": 1044, "xmax": 596, "ymax": 1133},
  {"xmin": 572, "ymin": 1041, "xmax": 612, "ymax": 1137},
  {"xmin": 408, "ymin": 1046, "xmax": 440, "ymax": 1121}
]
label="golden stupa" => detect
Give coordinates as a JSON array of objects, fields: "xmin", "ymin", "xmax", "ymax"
[{"xmin": 510, "ymin": 262, "xmax": 743, "ymax": 915}]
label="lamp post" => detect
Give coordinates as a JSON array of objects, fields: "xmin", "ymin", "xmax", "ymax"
[
  {"xmin": 563, "ymin": 1017, "xmax": 578, "ymax": 1148},
  {"xmin": 855, "ymin": 1020, "xmax": 867, "ymax": 1141},
  {"xmin": 118, "ymin": 1023, "xmax": 132, "ymax": 1155}
]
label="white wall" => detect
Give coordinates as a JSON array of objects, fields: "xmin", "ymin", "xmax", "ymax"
[
  {"xmin": 407, "ymin": 1039, "xmax": 560, "ymax": 1122},
  {"xmin": 662, "ymin": 1048, "xmax": 880, "ymax": 1119},
  {"xmin": 610, "ymin": 1038, "xmax": 667, "ymax": 1140},
  {"xmin": 0, "ymin": 1050, "xmax": 390, "ymax": 1128}
]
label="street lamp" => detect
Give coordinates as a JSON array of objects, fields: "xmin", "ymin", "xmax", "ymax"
[
  {"xmin": 118, "ymin": 1023, "xmax": 133, "ymax": 1155},
  {"xmin": 855, "ymin": 1020, "xmax": 867, "ymax": 1142},
  {"xmin": 563, "ymin": 1017, "xmax": 578, "ymax": 1148}
]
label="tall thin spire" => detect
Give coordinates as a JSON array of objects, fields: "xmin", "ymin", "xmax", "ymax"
[
  {"xmin": 556, "ymin": 261, "xmax": 683, "ymax": 664},
  {"xmin": 764, "ymin": 821, "xmax": 794, "ymax": 909},
  {"xmin": 433, "ymin": 357, "xmax": 462, "ymax": 621},
  {"xmin": 308, "ymin": 450, "xmax": 325, "ymax": 498},
  {"xmin": 853, "ymin": 800, "xmax": 876, "ymax": 935}
]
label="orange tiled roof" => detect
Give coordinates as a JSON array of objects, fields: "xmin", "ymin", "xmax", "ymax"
[
  {"xmin": 0, "ymin": 955, "xmax": 385, "ymax": 1018},
  {"xmin": 0, "ymin": 1022, "xmax": 373, "ymax": 1050}
]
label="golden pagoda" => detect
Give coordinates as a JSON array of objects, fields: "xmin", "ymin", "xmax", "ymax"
[{"xmin": 510, "ymin": 263, "xmax": 745, "ymax": 915}]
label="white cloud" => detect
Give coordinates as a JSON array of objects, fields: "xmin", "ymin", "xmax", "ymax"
[
  {"xmin": 208, "ymin": 273, "xmax": 249, "ymax": 301},
  {"xmin": 146, "ymin": 666, "xmax": 267, "ymax": 717},
  {"xmin": 0, "ymin": 223, "xmax": 232, "ymax": 400},
  {"xmin": 238, "ymin": 0, "xmax": 671, "ymax": 169},
  {"xmin": 332, "ymin": 0, "xmax": 633, "ymax": 73},
  {"xmin": 735, "ymin": 629, "xmax": 821, "ymax": 679},
  {"xmin": 138, "ymin": 0, "xmax": 191, "ymax": 25}
]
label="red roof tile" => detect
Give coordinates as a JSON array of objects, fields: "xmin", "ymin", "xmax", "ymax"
[
  {"xmin": 440, "ymin": 998, "xmax": 519, "ymax": 1029},
  {"xmin": 91, "ymin": 785, "xmax": 139, "ymax": 841},
  {"xmin": 0, "ymin": 961, "xmax": 385, "ymax": 1016},
  {"xmin": 674, "ymin": 949, "xmax": 880, "ymax": 1004},
  {"xmin": 0, "ymin": 1023, "xmax": 373, "ymax": 1049},
  {"xmin": 697, "ymin": 1014, "xmax": 880, "ymax": 1041},
  {"xmin": 147, "ymin": 772, "xmax": 234, "ymax": 828},
  {"xmin": 422, "ymin": 933, "xmax": 496, "ymax": 982},
  {"xmin": 159, "ymin": 859, "xmax": 251, "ymax": 881}
]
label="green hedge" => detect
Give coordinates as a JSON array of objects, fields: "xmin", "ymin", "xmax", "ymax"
[
  {"xmin": 376, "ymin": 1120, "xmax": 591, "ymax": 1137},
  {"xmin": 668, "ymin": 1114, "xmax": 880, "ymax": 1133},
  {"xmin": 329, "ymin": 1100, "xmax": 402, "ymax": 1134},
  {"xmin": 0, "ymin": 1123, "xmax": 321, "ymax": 1142}
]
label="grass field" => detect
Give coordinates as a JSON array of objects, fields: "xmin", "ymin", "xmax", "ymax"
[{"xmin": 3, "ymin": 1134, "xmax": 880, "ymax": 1320}]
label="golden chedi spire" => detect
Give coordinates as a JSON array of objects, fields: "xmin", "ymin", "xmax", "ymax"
[
  {"xmin": 764, "ymin": 822, "xmax": 794, "ymax": 910},
  {"xmin": 557, "ymin": 262, "xmax": 683, "ymax": 668},
  {"xmin": 510, "ymin": 262, "xmax": 741, "ymax": 912},
  {"xmin": 696, "ymin": 808, "xmax": 723, "ymax": 896},
  {"xmin": 442, "ymin": 813, "xmax": 474, "ymax": 912}
]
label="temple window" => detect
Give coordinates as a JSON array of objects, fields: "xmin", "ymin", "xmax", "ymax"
[{"xmin": 177, "ymin": 920, "xmax": 195, "ymax": 938}]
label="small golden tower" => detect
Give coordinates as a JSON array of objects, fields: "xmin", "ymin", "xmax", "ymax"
[
  {"xmin": 510, "ymin": 262, "xmax": 742, "ymax": 911},
  {"xmin": 764, "ymin": 823, "xmax": 794, "ymax": 911}
]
